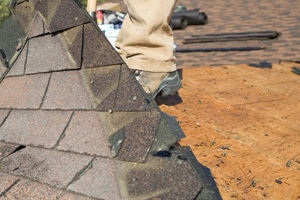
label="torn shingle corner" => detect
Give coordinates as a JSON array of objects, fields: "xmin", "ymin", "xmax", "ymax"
[
  {"xmin": 0, "ymin": 0, "xmax": 222, "ymax": 199},
  {"xmin": 108, "ymin": 127, "xmax": 125, "ymax": 158},
  {"xmin": 0, "ymin": 142, "xmax": 21, "ymax": 161}
]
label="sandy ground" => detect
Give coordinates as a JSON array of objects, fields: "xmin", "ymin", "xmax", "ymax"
[{"xmin": 157, "ymin": 62, "xmax": 300, "ymax": 200}]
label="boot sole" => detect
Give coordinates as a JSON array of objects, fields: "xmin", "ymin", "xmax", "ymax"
[{"xmin": 152, "ymin": 71, "xmax": 182, "ymax": 98}]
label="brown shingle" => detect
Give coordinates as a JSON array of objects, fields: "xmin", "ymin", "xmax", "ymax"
[
  {"xmin": 3, "ymin": 179, "xmax": 93, "ymax": 199},
  {"xmin": 0, "ymin": 147, "xmax": 93, "ymax": 188},
  {"xmin": 68, "ymin": 158, "xmax": 121, "ymax": 200},
  {"xmin": 117, "ymin": 110, "xmax": 161, "ymax": 163},
  {"xmin": 42, "ymin": 71, "xmax": 93, "ymax": 110},
  {"xmin": 0, "ymin": 73, "xmax": 50, "ymax": 109},
  {"xmin": 82, "ymin": 23, "xmax": 124, "ymax": 68},
  {"xmin": 28, "ymin": 12, "xmax": 45, "ymax": 39},
  {"xmin": 114, "ymin": 65, "xmax": 150, "ymax": 112},
  {"xmin": 6, "ymin": 41, "xmax": 27, "ymax": 77},
  {"xmin": 57, "ymin": 111, "xmax": 111, "ymax": 157},
  {"xmin": 81, "ymin": 65, "xmax": 120, "ymax": 111},
  {"xmin": 0, "ymin": 142, "xmax": 20, "ymax": 160},
  {"xmin": 25, "ymin": 34, "xmax": 80, "ymax": 75},
  {"xmin": 0, "ymin": 110, "xmax": 72, "ymax": 148},
  {"xmin": 0, "ymin": 173, "xmax": 19, "ymax": 195},
  {"xmin": 118, "ymin": 152, "xmax": 202, "ymax": 199},
  {"xmin": 48, "ymin": 0, "xmax": 90, "ymax": 33}
]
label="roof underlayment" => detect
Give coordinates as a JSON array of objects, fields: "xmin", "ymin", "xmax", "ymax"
[{"xmin": 0, "ymin": 0, "xmax": 222, "ymax": 199}]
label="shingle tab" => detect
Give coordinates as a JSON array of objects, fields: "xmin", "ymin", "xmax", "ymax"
[
  {"xmin": 62, "ymin": 25, "xmax": 83, "ymax": 69},
  {"xmin": 0, "ymin": 110, "xmax": 10, "ymax": 125},
  {"xmin": 114, "ymin": 65, "xmax": 150, "ymax": 112},
  {"xmin": 117, "ymin": 110, "xmax": 161, "ymax": 163},
  {"xmin": 49, "ymin": 0, "xmax": 90, "ymax": 33},
  {"xmin": 57, "ymin": 111, "xmax": 111, "ymax": 157},
  {"xmin": 81, "ymin": 65, "xmax": 120, "ymax": 111},
  {"xmin": 6, "ymin": 41, "xmax": 27, "ymax": 77},
  {"xmin": 68, "ymin": 158, "xmax": 121, "ymax": 200},
  {"xmin": 28, "ymin": 12, "xmax": 46, "ymax": 39},
  {"xmin": 12, "ymin": 0, "xmax": 35, "ymax": 34},
  {"xmin": 0, "ymin": 14, "xmax": 25, "ymax": 63},
  {"xmin": 0, "ymin": 173, "xmax": 19, "ymax": 195},
  {"xmin": 25, "ymin": 34, "xmax": 80, "ymax": 75},
  {"xmin": 0, "ymin": 73, "xmax": 50, "ymax": 109},
  {"xmin": 0, "ymin": 147, "xmax": 93, "ymax": 188},
  {"xmin": 2, "ymin": 179, "xmax": 64, "ymax": 199},
  {"xmin": 43, "ymin": 71, "xmax": 93, "ymax": 110},
  {"xmin": 149, "ymin": 113, "xmax": 181, "ymax": 153},
  {"xmin": 34, "ymin": 0, "xmax": 48, "ymax": 19},
  {"xmin": 2, "ymin": 179, "xmax": 93, "ymax": 199},
  {"xmin": 117, "ymin": 152, "xmax": 202, "ymax": 200},
  {"xmin": 82, "ymin": 23, "xmax": 124, "ymax": 68},
  {"xmin": 0, "ymin": 110, "xmax": 72, "ymax": 148},
  {"xmin": 0, "ymin": 142, "xmax": 20, "ymax": 160}
]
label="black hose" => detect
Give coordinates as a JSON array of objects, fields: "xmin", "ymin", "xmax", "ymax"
[
  {"xmin": 172, "ymin": 9, "xmax": 208, "ymax": 26},
  {"xmin": 169, "ymin": 15, "xmax": 188, "ymax": 30},
  {"xmin": 292, "ymin": 67, "xmax": 300, "ymax": 75},
  {"xmin": 184, "ymin": 31, "xmax": 280, "ymax": 44},
  {"xmin": 176, "ymin": 46, "xmax": 266, "ymax": 52}
]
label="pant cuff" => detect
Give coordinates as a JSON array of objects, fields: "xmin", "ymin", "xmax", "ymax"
[{"xmin": 125, "ymin": 59, "xmax": 177, "ymax": 73}]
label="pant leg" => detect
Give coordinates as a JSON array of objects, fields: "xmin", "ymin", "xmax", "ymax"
[{"xmin": 115, "ymin": 0, "xmax": 177, "ymax": 73}]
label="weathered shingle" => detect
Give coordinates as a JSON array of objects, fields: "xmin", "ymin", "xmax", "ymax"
[
  {"xmin": 0, "ymin": 147, "xmax": 93, "ymax": 188},
  {"xmin": 0, "ymin": 0, "xmax": 211, "ymax": 199},
  {"xmin": 0, "ymin": 73, "xmax": 50, "ymax": 109},
  {"xmin": 0, "ymin": 110, "xmax": 72, "ymax": 148}
]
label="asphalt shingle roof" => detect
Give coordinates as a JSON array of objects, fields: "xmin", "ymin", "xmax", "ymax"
[{"xmin": 0, "ymin": 0, "xmax": 221, "ymax": 199}]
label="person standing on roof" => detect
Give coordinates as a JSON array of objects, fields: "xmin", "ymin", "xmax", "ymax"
[
  {"xmin": 115, "ymin": 0, "xmax": 181, "ymax": 98},
  {"xmin": 87, "ymin": 0, "xmax": 181, "ymax": 98}
]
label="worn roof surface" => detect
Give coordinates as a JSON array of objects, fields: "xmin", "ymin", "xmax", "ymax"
[
  {"xmin": 112, "ymin": 0, "xmax": 300, "ymax": 68},
  {"xmin": 0, "ymin": 0, "xmax": 221, "ymax": 199}
]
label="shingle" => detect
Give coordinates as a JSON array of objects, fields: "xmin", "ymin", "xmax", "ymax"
[
  {"xmin": 82, "ymin": 23, "xmax": 124, "ymax": 68},
  {"xmin": 2, "ymin": 179, "xmax": 94, "ymax": 199},
  {"xmin": 0, "ymin": 142, "xmax": 20, "ymax": 160},
  {"xmin": 57, "ymin": 111, "xmax": 111, "ymax": 157},
  {"xmin": 0, "ymin": 109, "xmax": 10, "ymax": 125},
  {"xmin": 48, "ymin": 0, "xmax": 90, "ymax": 33},
  {"xmin": 25, "ymin": 34, "xmax": 80, "ymax": 75},
  {"xmin": 12, "ymin": 0, "xmax": 35, "ymax": 34},
  {"xmin": 0, "ymin": 173, "xmax": 19, "ymax": 195},
  {"xmin": 114, "ymin": 65, "xmax": 151, "ymax": 112},
  {"xmin": 2, "ymin": 179, "xmax": 63, "ymax": 199},
  {"xmin": 68, "ymin": 158, "xmax": 121, "ymax": 200},
  {"xmin": 0, "ymin": 73, "xmax": 50, "ymax": 109},
  {"xmin": 58, "ymin": 192, "xmax": 94, "ymax": 200},
  {"xmin": 6, "ymin": 41, "xmax": 27, "ymax": 77},
  {"xmin": 28, "ymin": 12, "xmax": 46, "ymax": 39},
  {"xmin": 96, "ymin": 112, "xmax": 141, "ymax": 138},
  {"xmin": 0, "ymin": 147, "xmax": 93, "ymax": 188},
  {"xmin": 149, "ymin": 113, "xmax": 182, "ymax": 153},
  {"xmin": 117, "ymin": 152, "xmax": 202, "ymax": 199},
  {"xmin": 0, "ymin": 14, "xmax": 25, "ymax": 62},
  {"xmin": 42, "ymin": 71, "xmax": 93, "ymax": 110},
  {"xmin": 0, "ymin": 110, "xmax": 72, "ymax": 148},
  {"xmin": 34, "ymin": 0, "xmax": 48, "ymax": 19},
  {"xmin": 117, "ymin": 110, "xmax": 161, "ymax": 163},
  {"xmin": 81, "ymin": 65, "xmax": 120, "ymax": 111},
  {"xmin": 61, "ymin": 25, "xmax": 83, "ymax": 69}
]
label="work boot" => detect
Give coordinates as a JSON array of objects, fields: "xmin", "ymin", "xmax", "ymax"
[{"xmin": 131, "ymin": 70, "xmax": 181, "ymax": 98}]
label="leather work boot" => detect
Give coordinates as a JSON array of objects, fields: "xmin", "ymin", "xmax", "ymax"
[{"xmin": 131, "ymin": 70, "xmax": 182, "ymax": 98}]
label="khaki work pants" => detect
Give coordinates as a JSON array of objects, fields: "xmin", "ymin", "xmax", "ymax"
[{"xmin": 115, "ymin": 0, "xmax": 177, "ymax": 73}]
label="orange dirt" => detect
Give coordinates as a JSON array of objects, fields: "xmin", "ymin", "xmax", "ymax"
[{"xmin": 157, "ymin": 62, "xmax": 300, "ymax": 200}]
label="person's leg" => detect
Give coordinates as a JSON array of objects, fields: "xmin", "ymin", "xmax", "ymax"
[{"xmin": 115, "ymin": 0, "xmax": 180, "ymax": 96}]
